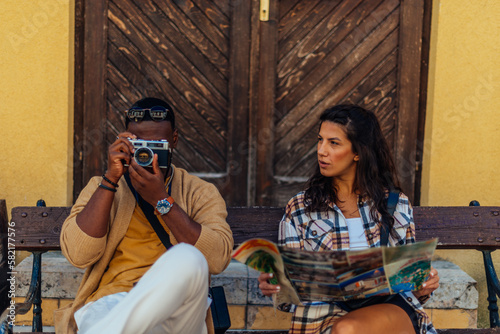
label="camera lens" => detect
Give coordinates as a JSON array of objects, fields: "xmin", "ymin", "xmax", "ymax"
[{"xmin": 134, "ymin": 147, "xmax": 154, "ymax": 167}]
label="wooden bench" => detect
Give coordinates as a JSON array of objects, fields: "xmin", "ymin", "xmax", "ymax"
[{"xmin": 2, "ymin": 200, "xmax": 500, "ymax": 333}]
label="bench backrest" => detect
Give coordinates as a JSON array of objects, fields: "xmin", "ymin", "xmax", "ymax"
[{"xmin": 9, "ymin": 205, "xmax": 500, "ymax": 251}]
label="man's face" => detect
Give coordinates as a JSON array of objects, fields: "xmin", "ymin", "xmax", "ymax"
[{"xmin": 127, "ymin": 120, "xmax": 178, "ymax": 179}]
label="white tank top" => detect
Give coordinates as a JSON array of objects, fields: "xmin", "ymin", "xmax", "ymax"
[{"xmin": 346, "ymin": 217, "xmax": 369, "ymax": 250}]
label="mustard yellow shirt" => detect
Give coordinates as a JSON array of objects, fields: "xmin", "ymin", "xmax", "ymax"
[
  {"xmin": 86, "ymin": 203, "xmax": 167, "ymax": 303},
  {"xmin": 87, "ymin": 177, "xmax": 172, "ymax": 303}
]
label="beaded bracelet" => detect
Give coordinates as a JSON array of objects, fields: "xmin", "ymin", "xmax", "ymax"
[
  {"xmin": 99, "ymin": 182, "xmax": 117, "ymax": 192},
  {"xmin": 102, "ymin": 174, "xmax": 119, "ymax": 188}
]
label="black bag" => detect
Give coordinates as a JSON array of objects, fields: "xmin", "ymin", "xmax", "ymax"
[
  {"xmin": 209, "ymin": 286, "xmax": 231, "ymax": 334},
  {"xmin": 124, "ymin": 173, "xmax": 231, "ymax": 333},
  {"xmin": 336, "ymin": 190, "xmax": 399, "ymax": 311}
]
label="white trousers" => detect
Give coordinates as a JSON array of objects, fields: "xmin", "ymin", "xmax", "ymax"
[{"xmin": 74, "ymin": 243, "xmax": 210, "ymax": 334}]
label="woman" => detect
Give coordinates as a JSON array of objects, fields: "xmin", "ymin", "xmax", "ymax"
[{"xmin": 258, "ymin": 105, "xmax": 439, "ymax": 334}]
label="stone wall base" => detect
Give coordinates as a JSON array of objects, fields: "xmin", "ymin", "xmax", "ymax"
[{"xmin": 13, "ymin": 254, "xmax": 479, "ymax": 329}]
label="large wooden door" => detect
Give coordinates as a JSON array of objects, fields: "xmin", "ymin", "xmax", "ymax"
[
  {"xmin": 74, "ymin": 0, "xmax": 429, "ymax": 206},
  {"xmin": 253, "ymin": 0, "xmax": 428, "ymax": 206},
  {"xmin": 74, "ymin": 0, "xmax": 251, "ymax": 205}
]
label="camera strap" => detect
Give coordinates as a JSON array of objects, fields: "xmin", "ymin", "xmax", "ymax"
[{"xmin": 124, "ymin": 172, "xmax": 173, "ymax": 249}]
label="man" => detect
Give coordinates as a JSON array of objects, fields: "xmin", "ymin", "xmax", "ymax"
[{"xmin": 55, "ymin": 97, "xmax": 233, "ymax": 334}]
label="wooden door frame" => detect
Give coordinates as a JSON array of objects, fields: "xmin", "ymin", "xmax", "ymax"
[
  {"xmin": 226, "ymin": 0, "xmax": 252, "ymax": 206},
  {"xmin": 394, "ymin": 1, "xmax": 429, "ymax": 204},
  {"xmin": 255, "ymin": 0, "xmax": 279, "ymax": 206},
  {"xmin": 414, "ymin": 0, "xmax": 433, "ymax": 206},
  {"xmin": 74, "ymin": 0, "xmax": 109, "ymax": 201}
]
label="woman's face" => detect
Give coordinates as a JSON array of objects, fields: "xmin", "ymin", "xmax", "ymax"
[{"xmin": 317, "ymin": 121, "xmax": 359, "ymax": 179}]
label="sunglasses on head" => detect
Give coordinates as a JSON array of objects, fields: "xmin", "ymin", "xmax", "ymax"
[{"xmin": 125, "ymin": 106, "xmax": 172, "ymax": 122}]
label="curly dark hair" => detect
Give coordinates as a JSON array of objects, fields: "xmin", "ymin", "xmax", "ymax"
[{"xmin": 304, "ymin": 104, "xmax": 400, "ymax": 230}]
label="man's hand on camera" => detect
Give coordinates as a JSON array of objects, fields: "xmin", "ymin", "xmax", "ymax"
[
  {"xmin": 129, "ymin": 154, "xmax": 168, "ymax": 206},
  {"xmin": 107, "ymin": 132, "xmax": 137, "ymax": 183}
]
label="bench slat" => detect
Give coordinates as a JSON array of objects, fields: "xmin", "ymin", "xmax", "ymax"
[
  {"xmin": 229, "ymin": 206, "xmax": 500, "ymax": 250},
  {"xmin": 227, "ymin": 207, "xmax": 283, "ymax": 246},
  {"xmin": 415, "ymin": 206, "xmax": 500, "ymax": 249},
  {"xmin": 9, "ymin": 206, "xmax": 500, "ymax": 251},
  {"xmin": 10, "ymin": 207, "xmax": 71, "ymax": 251}
]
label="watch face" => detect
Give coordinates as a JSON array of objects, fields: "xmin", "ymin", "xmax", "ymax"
[{"xmin": 156, "ymin": 199, "xmax": 172, "ymax": 215}]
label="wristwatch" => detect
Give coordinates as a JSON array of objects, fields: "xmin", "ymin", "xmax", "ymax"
[{"xmin": 155, "ymin": 196, "xmax": 175, "ymax": 215}]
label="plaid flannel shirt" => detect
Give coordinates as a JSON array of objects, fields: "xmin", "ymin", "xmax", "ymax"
[{"xmin": 278, "ymin": 191, "xmax": 436, "ymax": 334}]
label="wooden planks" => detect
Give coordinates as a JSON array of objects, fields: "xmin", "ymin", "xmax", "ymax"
[
  {"xmin": 82, "ymin": 0, "xmax": 109, "ymax": 184},
  {"xmin": 75, "ymin": 0, "xmax": 236, "ymax": 201},
  {"xmin": 414, "ymin": 207, "xmax": 500, "ymax": 250},
  {"xmin": 256, "ymin": 0, "xmax": 280, "ymax": 206},
  {"xmin": 264, "ymin": 0, "xmax": 409, "ymax": 207},
  {"xmin": 228, "ymin": 206, "xmax": 500, "ymax": 250},
  {"xmin": 75, "ymin": 0, "xmax": 430, "ymax": 207},
  {"xmin": 395, "ymin": 0, "xmax": 425, "ymax": 198},
  {"xmin": 228, "ymin": 206, "xmax": 284, "ymax": 246},
  {"xmin": 106, "ymin": 0, "xmax": 235, "ymax": 188},
  {"xmin": 10, "ymin": 207, "xmax": 71, "ymax": 251},
  {"xmin": 227, "ymin": 0, "xmax": 251, "ymax": 205},
  {"xmin": 11, "ymin": 205, "xmax": 500, "ymax": 251},
  {"xmin": 73, "ymin": 0, "xmax": 85, "ymax": 201}
]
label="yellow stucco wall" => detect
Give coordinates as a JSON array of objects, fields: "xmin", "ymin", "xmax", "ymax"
[
  {"xmin": 422, "ymin": 0, "xmax": 500, "ymax": 327},
  {"xmin": 0, "ymin": 0, "xmax": 74, "ymax": 213}
]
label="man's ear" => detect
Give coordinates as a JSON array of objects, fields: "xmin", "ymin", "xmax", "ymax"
[{"xmin": 172, "ymin": 128, "xmax": 179, "ymax": 149}]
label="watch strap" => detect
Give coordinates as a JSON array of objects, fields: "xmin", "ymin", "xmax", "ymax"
[{"xmin": 164, "ymin": 196, "xmax": 175, "ymax": 205}]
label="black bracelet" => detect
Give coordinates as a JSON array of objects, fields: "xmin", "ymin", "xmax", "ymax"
[
  {"xmin": 99, "ymin": 182, "xmax": 117, "ymax": 192},
  {"xmin": 102, "ymin": 174, "xmax": 119, "ymax": 188},
  {"xmin": 418, "ymin": 294, "xmax": 431, "ymax": 304}
]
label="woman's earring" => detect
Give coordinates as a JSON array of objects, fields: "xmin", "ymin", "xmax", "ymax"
[{"xmin": 354, "ymin": 156, "xmax": 359, "ymax": 161}]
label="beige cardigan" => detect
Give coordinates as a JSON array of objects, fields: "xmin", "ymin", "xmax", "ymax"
[{"xmin": 54, "ymin": 166, "xmax": 233, "ymax": 334}]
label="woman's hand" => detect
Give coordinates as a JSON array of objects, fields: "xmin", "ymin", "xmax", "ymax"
[
  {"xmin": 413, "ymin": 267, "xmax": 439, "ymax": 302},
  {"xmin": 258, "ymin": 272, "xmax": 280, "ymax": 297}
]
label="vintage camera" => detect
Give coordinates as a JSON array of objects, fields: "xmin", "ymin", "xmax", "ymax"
[{"xmin": 128, "ymin": 138, "xmax": 171, "ymax": 169}]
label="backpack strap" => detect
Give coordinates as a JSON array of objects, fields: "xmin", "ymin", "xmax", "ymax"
[{"xmin": 380, "ymin": 190, "xmax": 399, "ymax": 247}]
